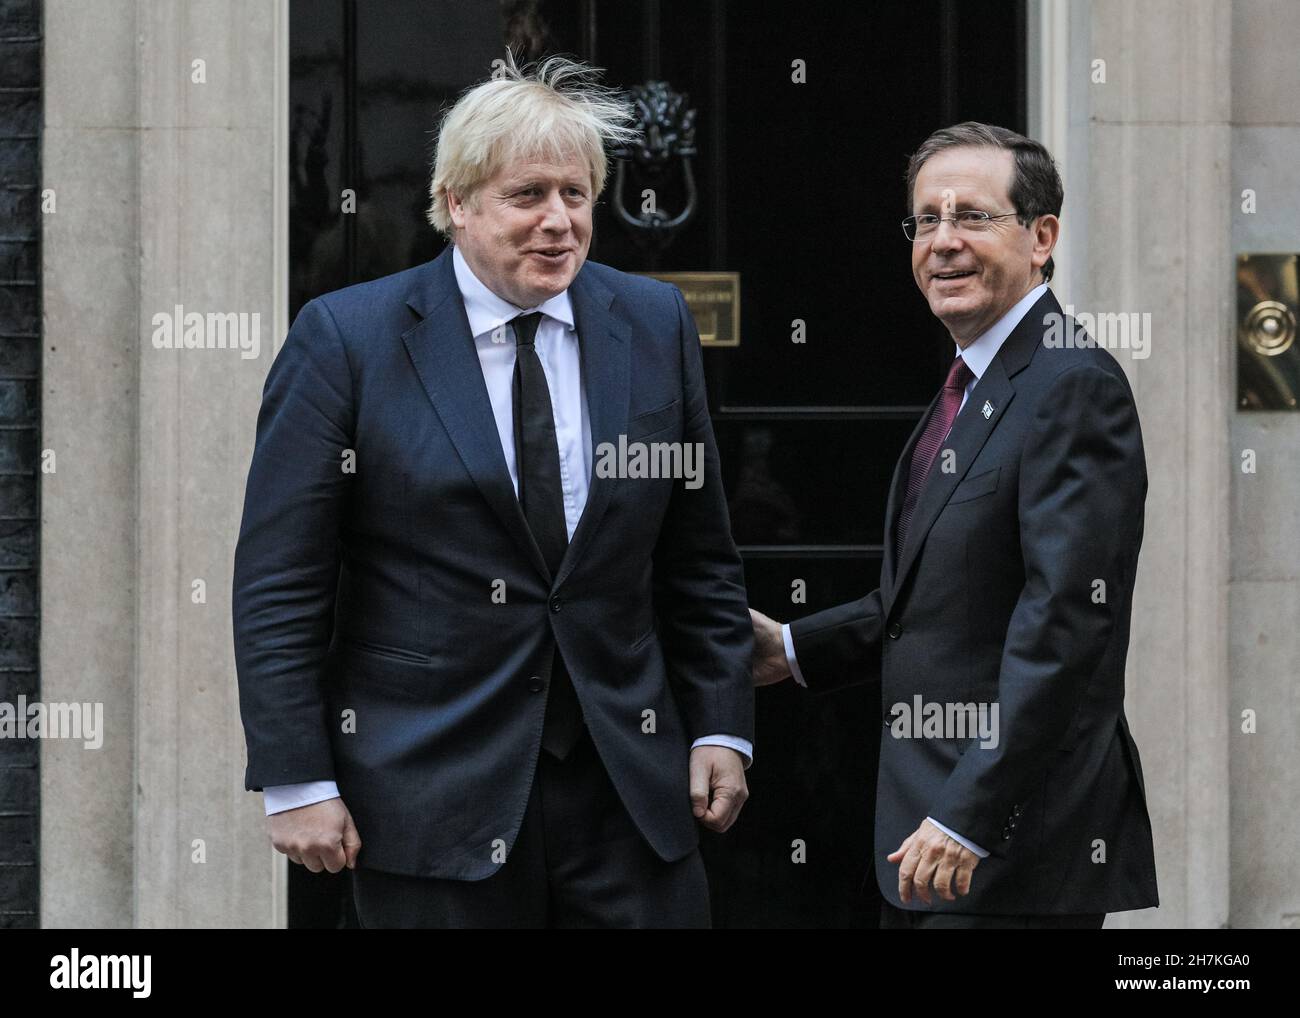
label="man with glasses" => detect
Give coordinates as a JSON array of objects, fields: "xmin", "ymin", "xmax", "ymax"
[{"xmin": 750, "ymin": 122, "xmax": 1158, "ymax": 928}]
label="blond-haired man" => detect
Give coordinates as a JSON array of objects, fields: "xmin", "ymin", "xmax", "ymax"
[{"xmin": 234, "ymin": 54, "xmax": 754, "ymax": 927}]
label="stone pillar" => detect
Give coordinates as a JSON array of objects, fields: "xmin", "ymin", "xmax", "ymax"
[
  {"xmin": 41, "ymin": 0, "xmax": 287, "ymax": 928},
  {"xmin": 1076, "ymin": 0, "xmax": 1235, "ymax": 928},
  {"xmin": 1226, "ymin": 0, "xmax": 1300, "ymax": 931}
]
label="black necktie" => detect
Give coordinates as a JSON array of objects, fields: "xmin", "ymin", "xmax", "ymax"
[{"xmin": 511, "ymin": 312, "xmax": 583, "ymax": 758}]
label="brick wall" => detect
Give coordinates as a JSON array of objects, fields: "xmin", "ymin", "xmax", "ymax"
[{"xmin": 0, "ymin": 0, "xmax": 41, "ymax": 929}]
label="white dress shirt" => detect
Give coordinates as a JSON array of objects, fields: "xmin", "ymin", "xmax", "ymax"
[
  {"xmin": 779, "ymin": 282, "xmax": 1050, "ymax": 858},
  {"xmin": 262, "ymin": 247, "xmax": 753, "ymax": 815}
]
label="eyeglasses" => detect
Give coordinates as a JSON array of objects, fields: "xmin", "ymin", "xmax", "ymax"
[{"xmin": 902, "ymin": 210, "xmax": 1020, "ymax": 242}]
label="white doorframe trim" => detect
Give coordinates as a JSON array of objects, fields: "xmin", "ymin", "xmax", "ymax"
[{"xmin": 1026, "ymin": 0, "xmax": 1072, "ymax": 305}]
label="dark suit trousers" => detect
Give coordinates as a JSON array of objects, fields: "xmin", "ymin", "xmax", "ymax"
[
  {"xmin": 350, "ymin": 727, "xmax": 711, "ymax": 928},
  {"xmin": 880, "ymin": 901, "xmax": 1104, "ymax": 929}
]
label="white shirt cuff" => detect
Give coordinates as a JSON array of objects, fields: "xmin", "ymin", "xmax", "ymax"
[
  {"xmin": 263, "ymin": 780, "xmax": 341, "ymax": 816},
  {"xmin": 781, "ymin": 623, "xmax": 807, "ymax": 688},
  {"xmin": 691, "ymin": 734, "xmax": 754, "ymax": 769},
  {"xmin": 927, "ymin": 816, "xmax": 990, "ymax": 858}
]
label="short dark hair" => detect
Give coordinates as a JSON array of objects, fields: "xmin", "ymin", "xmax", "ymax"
[{"xmin": 905, "ymin": 122, "xmax": 1063, "ymax": 282}]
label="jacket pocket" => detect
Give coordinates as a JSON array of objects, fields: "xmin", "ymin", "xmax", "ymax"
[
  {"xmin": 630, "ymin": 620, "xmax": 659, "ymax": 652},
  {"xmin": 338, "ymin": 635, "xmax": 430, "ymax": 665},
  {"xmin": 626, "ymin": 397, "xmax": 681, "ymax": 439},
  {"xmin": 948, "ymin": 465, "xmax": 1000, "ymax": 505}
]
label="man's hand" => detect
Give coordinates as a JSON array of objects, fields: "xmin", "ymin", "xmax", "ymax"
[
  {"xmin": 689, "ymin": 746, "xmax": 749, "ymax": 833},
  {"xmin": 749, "ymin": 608, "xmax": 792, "ymax": 687},
  {"xmin": 267, "ymin": 797, "xmax": 362, "ymax": 874},
  {"xmin": 887, "ymin": 818, "xmax": 980, "ymax": 906}
]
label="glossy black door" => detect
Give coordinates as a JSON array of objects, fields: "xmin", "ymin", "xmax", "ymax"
[{"xmin": 288, "ymin": 0, "xmax": 1025, "ymax": 928}]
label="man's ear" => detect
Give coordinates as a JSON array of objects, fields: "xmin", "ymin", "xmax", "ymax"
[
  {"xmin": 1031, "ymin": 214, "xmax": 1060, "ymax": 276},
  {"xmin": 448, "ymin": 187, "xmax": 481, "ymax": 227},
  {"xmin": 447, "ymin": 189, "xmax": 466, "ymax": 229}
]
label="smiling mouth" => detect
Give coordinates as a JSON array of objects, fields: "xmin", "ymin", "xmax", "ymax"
[
  {"xmin": 933, "ymin": 270, "xmax": 976, "ymax": 281},
  {"xmin": 529, "ymin": 248, "xmax": 571, "ymax": 262}
]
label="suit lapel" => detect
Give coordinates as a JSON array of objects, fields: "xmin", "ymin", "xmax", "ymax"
[
  {"xmin": 554, "ymin": 266, "xmax": 630, "ymax": 589},
  {"xmin": 401, "ymin": 247, "xmax": 551, "ymax": 580},
  {"xmin": 880, "ymin": 392, "xmax": 939, "ymax": 606},
  {"xmin": 885, "ymin": 289, "xmax": 1058, "ymax": 605},
  {"xmin": 888, "ymin": 359, "xmax": 1015, "ymax": 603}
]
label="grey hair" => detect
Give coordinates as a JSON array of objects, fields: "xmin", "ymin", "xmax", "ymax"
[
  {"xmin": 905, "ymin": 121, "xmax": 1063, "ymax": 282},
  {"xmin": 426, "ymin": 49, "xmax": 641, "ymax": 239}
]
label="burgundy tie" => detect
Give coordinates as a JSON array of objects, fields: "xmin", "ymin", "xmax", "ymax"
[{"xmin": 895, "ymin": 355, "xmax": 974, "ymax": 559}]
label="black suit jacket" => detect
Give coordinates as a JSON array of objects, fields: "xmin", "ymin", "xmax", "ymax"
[
  {"xmin": 232, "ymin": 247, "xmax": 754, "ymax": 879},
  {"xmin": 790, "ymin": 288, "xmax": 1158, "ymax": 915}
]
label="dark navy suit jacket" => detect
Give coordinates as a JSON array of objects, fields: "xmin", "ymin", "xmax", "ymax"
[
  {"xmin": 233, "ymin": 246, "xmax": 754, "ymax": 879},
  {"xmin": 790, "ymin": 289, "xmax": 1159, "ymax": 915}
]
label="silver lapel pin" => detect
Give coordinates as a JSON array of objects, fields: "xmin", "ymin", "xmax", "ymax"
[{"xmin": 981, "ymin": 399, "xmax": 994, "ymax": 420}]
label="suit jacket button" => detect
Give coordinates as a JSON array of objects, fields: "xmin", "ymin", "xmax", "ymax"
[
  {"xmin": 549, "ymin": 596, "xmax": 562, "ymax": 613},
  {"xmin": 1002, "ymin": 827, "xmax": 1012, "ymax": 840},
  {"xmin": 528, "ymin": 675, "xmax": 545, "ymax": 692},
  {"xmin": 887, "ymin": 622, "xmax": 902, "ymax": 639}
]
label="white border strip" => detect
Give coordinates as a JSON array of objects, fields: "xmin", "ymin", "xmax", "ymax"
[{"xmin": 1027, "ymin": 0, "xmax": 1071, "ymax": 304}]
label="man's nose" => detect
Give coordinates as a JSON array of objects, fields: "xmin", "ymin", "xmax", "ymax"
[
  {"xmin": 930, "ymin": 217, "xmax": 963, "ymax": 252},
  {"xmin": 538, "ymin": 190, "xmax": 572, "ymax": 232}
]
